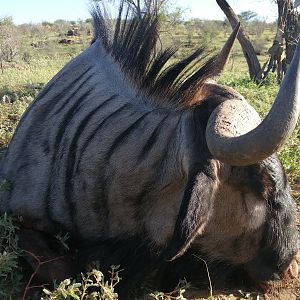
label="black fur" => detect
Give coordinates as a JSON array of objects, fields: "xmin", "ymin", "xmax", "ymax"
[
  {"xmin": 165, "ymin": 170, "xmax": 215, "ymax": 260},
  {"xmin": 106, "ymin": 111, "xmax": 152, "ymax": 160},
  {"xmin": 137, "ymin": 113, "xmax": 169, "ymax": 162},
  {"xmin": 90, "ymin": 1, "xmax": 218, "ymax": 108},
  {"xmin": 78, "ymin": 104, "xmax": 130, "ymax": 158}
]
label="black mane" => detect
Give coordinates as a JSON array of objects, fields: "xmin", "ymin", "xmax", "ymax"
[{"xmin": 91, "ymin": 1, "xmax": 218, "ymax": 108}]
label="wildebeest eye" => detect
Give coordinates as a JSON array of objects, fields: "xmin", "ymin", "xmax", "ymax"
[
  {"xmin": 227, "ymin": 166, "xmax": 262, "ymax": 195},
  {"xmin": 228, "ymin": 163, "xmax": 282, "ymax": 204},
  {"xmin": 270, "ymin": 201, "xmax": 283, "ymax": 211}
]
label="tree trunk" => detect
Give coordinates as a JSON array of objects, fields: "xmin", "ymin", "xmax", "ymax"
[
  {"xmin": 266, "ymin": 0, "xmax": 289, "ymax": 82},
  {"xmin": 216, "ymin": 0, "xmax": 262, "ymax": 82},
  {"xmin": 265, "ymin": 0, "xmax": 299, "ymax": 83},
  {"xmin": 284, "ymin": 1, "xmax": 299, "ymax": 65}
]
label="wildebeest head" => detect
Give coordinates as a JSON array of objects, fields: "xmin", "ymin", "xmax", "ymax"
[
  {"xmin": 163, "ymin": 26, "xmax": 300, "ymax": 284},
  {"xmin": 174, "ymin": 156, "xmax": 299, "ymax": 283},
  {"xmin": 0, "ymin": 1, "xmax": 299, "ymax": 294}
]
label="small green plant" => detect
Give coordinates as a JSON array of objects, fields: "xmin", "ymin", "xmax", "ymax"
[
  {"xmin": 148, "ymin": 279, "xmax": 189, "ymax": 300},
  {"xmin": 0, "ymin": 213, "xmax": 23, "ymax": 299},
  {"xmin": 42, "ymin": 266, "xmax": 122, "ymax": 300}
]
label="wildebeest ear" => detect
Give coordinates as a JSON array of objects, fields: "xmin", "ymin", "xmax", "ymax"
[{"xmin": 164, "ymin": 172, "xmax": 215, "ymax": 261}]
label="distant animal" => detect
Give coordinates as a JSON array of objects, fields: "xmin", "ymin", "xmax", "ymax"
[
  {"xmin": 0, "ymin": 2, "xmax": 299, "ymax": 298},
  {"xmin": 58, "ymin": 38, "xmax": 72, "ymax": 44},
  {"xmin": 30, "ymin": 40, "xmax": 48, "ymax": 48},
  {"xmin": 67, "ymin": 28, "xmax": 79, "ymax": 37}
]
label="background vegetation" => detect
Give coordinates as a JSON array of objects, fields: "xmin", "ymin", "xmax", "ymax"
[{"xmin": 0, "ymin": 6, "xmax": 299, "ymax": 299}]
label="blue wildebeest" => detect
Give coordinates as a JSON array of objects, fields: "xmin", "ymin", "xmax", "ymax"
[{"xmin": 0, "ymin": 2, "xmax": 299, "ymax": 297}]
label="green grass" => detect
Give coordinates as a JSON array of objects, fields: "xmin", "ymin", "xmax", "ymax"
[
  {"xmin": 0, "ymin": 59, "xmax": 67, "ymax": 147},
  {"xmin": 0, "ymin": 214, "xmax": 23, "ymax": 299}
]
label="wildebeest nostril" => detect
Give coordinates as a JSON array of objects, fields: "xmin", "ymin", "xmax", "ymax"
[
  {"xmin": 286, "ymin": 259, "xmax": 299, "ymax": 278},
  {"xmin": 271, "ymin": 272, "xmax": 281, "ymax": 281}
]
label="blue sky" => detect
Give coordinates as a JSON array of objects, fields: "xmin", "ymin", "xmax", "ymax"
[{"xmin": 0, "ymin": 0, "xmax": 278, "ymax": 24}]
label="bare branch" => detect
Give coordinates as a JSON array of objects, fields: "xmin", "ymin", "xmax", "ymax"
[{"xmin": 216, "ymin": 0, "xmax": 262, "ymax": 81}]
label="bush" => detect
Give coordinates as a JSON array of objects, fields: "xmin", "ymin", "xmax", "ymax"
[
  {"xmin": 42, "ymin": 267, "xmax": 188, "ymax": 300},
  {"xmin": 0, "ymin": 17, "xmax": 20, "ymax": 73},
  {"xmin": 42, "ymin": 267, "xmax": 121, "ymax": 300},
  {"xmin": 0, "ymin": 213, "xmax": 23, "ymax": 299}
]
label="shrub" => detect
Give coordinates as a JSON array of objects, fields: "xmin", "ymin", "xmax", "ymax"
[
  {"xmin": 42, "ymin": 266, "xmax": 121, "ymax": 300},
  {"xmin": 0, "ymin": 213, "xmax": 23, "ymax": 299}
]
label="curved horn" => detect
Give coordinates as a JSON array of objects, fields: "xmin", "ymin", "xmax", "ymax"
[
  {"xmin": 206, "ymin": 40, "xmax": 300, "ymax": 166},
  {"xmin": 210, "ymin": 23, "xmax": 240, "ymax": 80}
]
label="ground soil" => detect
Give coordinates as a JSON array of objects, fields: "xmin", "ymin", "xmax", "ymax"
[{"xmin": 186, "ymin": 268, "xmax": 300, "ymax": 300}]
